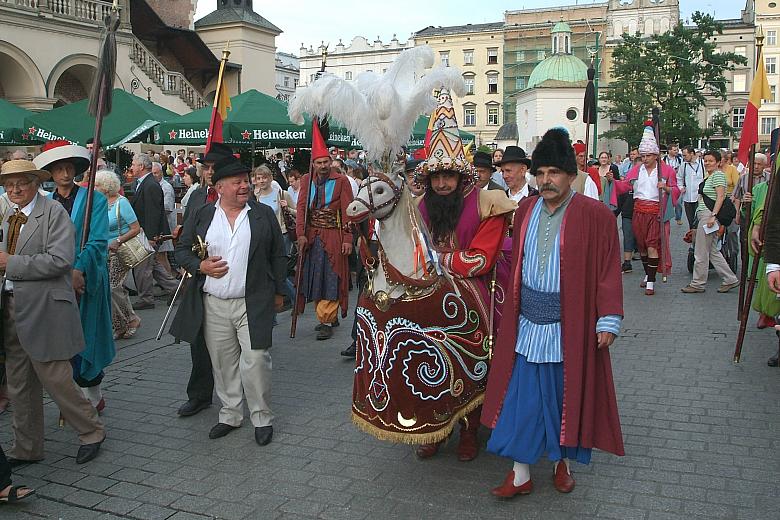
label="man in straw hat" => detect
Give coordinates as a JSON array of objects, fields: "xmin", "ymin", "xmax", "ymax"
[
  {"xmin": 0, "ymin": 159, "xmax": 105, "ymax": 465},
  {"xmin": 609, "ymin": 122, "xmax": 680, "ymax": 295},
  {"xmin": 170, "ymin": 151, "xmax": 287, "ymax": 446},
  {"xmin": 33, "ymin": 140, "xmax": 115, "ymax": 414},
  {"xmin": 481, "ymin": 128, "xmax": 624, "ymax": 498}
]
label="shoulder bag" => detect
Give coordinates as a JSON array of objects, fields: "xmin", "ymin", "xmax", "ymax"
[
  {"xmin": 698, "ymin": 175, "xmax": 736, "ymax": 227},
  {"xmin": 114, "ymin": 196, "xmax": 154, "ymax": 269}
]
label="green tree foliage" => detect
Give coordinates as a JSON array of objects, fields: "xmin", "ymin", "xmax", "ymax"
[{"xmin": 600, "ymin": 12, "xmax": 747, "ymax": 147}]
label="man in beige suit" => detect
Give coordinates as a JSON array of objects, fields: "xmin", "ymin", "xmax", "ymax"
[{"xmin": 0, "ymin": 160, "xmax": 105, "ymax": 466}]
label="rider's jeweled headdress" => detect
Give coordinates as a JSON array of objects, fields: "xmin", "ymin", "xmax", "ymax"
[{"xmin": 288, "ymin": 46, "xmax": 466, "ymax": 167}]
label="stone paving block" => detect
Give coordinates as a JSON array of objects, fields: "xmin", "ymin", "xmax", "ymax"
[
  {"xmin": 170, "ymin": 494, "xmax": 214, "ymax": 514},
  {"xmin": 96, "ymin": 496, "xmax": 145, "ymax": 515},
  {"xmin": 277, "ymin": 498, "xmax": 326, "ymax": 516},
  {"xmin": 75, "ymin": 475, "xmax": 119, "ymax": 493},
  {"xmin": 596, "ymin": 503, "xmax": 648, "ymax": 520},
  {"xmin": 63, "ymin": 489, "xmax": 108, "ymax": 508},
  {"xmin": 105, "ymin": 481, "xmax": 150, "ymax": 499},
  {"xmin": 126, "ymin": 503, "xmax": 177, "ymax": 520}
]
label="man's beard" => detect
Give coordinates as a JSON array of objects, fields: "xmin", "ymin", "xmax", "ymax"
[{"xmin": 424, "ymin": 189, "xmax": 464, "ymax": 244}]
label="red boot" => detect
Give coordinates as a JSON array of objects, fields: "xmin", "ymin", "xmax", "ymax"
[
  {"xmin": 456, "ymin": 409, "xmax": 481, "ymax": 462},
  {"xmin": 415, "ymin": 441, "xmax": 442, "ymax": 459},
  {"xmin": 553, "ymin": 460, "xmax": 575, "ymax": 493},
  {"xmin": 491, "ymin": 471, "xmax": 533, "ymax": 498},
  {"xmin": 757, "ymin": 313, "xmax": 774, "ymax": 329}
]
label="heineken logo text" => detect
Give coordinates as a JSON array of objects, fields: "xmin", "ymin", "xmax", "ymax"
[
  {"xmin": 35, "ymin": 128, "xmax": 70, "ymax": 142},
  {"xmin": 176, "ymin": 129, "xmax": 209, "ymax": 140},
  {"xmin": 249, "ymin": 129, "xmax": 307, "ymax": 140}
]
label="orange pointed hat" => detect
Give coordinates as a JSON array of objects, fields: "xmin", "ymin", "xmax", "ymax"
[
  {"xmin": 415, "ymin": 88, "xmax": 474, "ymax": 181},
  {"xmin": 310, "ymin": 119, "xmax": 329, "ymax": 161}
]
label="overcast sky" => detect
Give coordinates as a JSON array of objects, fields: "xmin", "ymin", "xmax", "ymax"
[{"xmin": 195, "ymin": 0, "xmax": 742, "ymax": 55}]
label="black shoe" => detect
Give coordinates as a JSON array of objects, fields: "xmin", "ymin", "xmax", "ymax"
[
  {"xmin": 315, "ymin": 319, "xmax": 339, "ymax": 331},
  {"xmin": 76, "ymin": 441, "xmax": 102, "ymax": 464},
  {"xmin": 316, "ymin": 325, "xmax": 333, "ymax": 340},
  {"xmin": 132, "ymin": 301, "xmax": 154, "ymax": 310},
  {"xmin": 209, "ymin": 423, "xmax": 239, "ymax": 439},
  {"xmin": 177, "ymin": 399, "xmax": 211, "ymax": 417},
  {"xmin": 340, "ymin": 343, "xmax": 357, "ymax": 358},
  {"xmin": 768, "ymin": 354, "xmax": 779, "ymax": 367},
  {"xmin": 621, "ymin": 261, "xmax": 632, "ymax": 274},
  {"xmin": 254, "ymin": 426, "xmax": 273, "ymax": 446},
  {"xmin": 6, "ymin": 457, "xmax": 41, "ymax": 468}
]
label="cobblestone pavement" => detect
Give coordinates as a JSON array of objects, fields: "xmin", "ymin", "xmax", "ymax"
[{"xmin": 3, "ymin": 223, "xmax": 780, "ymax": 520}]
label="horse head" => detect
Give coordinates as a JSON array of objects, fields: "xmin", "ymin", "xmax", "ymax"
[{"xmin": 347, "ymin": 161, "xmax": 406, "ymax": 223}]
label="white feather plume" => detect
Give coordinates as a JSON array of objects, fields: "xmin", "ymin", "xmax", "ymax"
[{"xmin": 288, "ymin": 45, "xmax": 466, "ymax": 162}]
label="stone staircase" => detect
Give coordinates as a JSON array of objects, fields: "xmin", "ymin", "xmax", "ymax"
[{"xmin": 130, "ymin": 36, "xmax": 208, "ymax": 111}]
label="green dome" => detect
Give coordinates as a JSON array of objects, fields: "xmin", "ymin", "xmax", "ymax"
[
  {"xmin": 551, "ymin": 21, "xmax": 572, "ymax": 34},
  {"xmin": 526, "ymin": 54, "xmax": 588, "ymax": 89}
]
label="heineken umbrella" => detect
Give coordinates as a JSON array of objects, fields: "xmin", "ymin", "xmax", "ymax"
[
  {"xmin": 406, "ymin": 115, "xmax": 475, "ymax": 151},
  {"xmin": 155, "ymin": 89, "xmax": 356, "ymax": 148},
  {"xmin": 24, "ymin": 89, "xmax": 178, "ymax": 148},
  {"xmin": 0, "ymin": 98, "xmax": 42, "ymax": 146}
]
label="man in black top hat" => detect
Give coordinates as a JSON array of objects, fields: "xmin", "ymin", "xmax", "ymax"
[
  {"xmin": 170, "ymin": 154, "xmax": 287, "ymax": 446},
  {"xmin": 495, "ymin": 146, "xmax": 536, "ymax": 203},
  {"xmin": 173, "ymin": 142, "xmax": 234, "ymax": 417},
  {"xmin": 473, "ymin": 151, "xmax": 506, "ymax": 191}
]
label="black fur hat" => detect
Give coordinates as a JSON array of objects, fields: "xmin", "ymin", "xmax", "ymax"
[{"xmin": 531, "ymin": 128, "xmax": 577, "ymax": 175}]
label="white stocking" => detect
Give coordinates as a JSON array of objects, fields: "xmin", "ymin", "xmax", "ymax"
[
  {"xmin": 512, "ymin": 462, "xmax": 530, "ymax": 486},
  {"xmin": 81, "ymin": 385, "xmax": 102, "ymax": 407}
]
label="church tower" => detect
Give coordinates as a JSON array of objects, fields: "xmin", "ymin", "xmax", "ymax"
[{"xmin": 195, "ymin": 0, "xmax": 282, "ymax": 97}]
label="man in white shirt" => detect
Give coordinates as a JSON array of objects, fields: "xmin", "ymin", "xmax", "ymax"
[
  {"xmin": 678, "ymin": 146, "xmax": 705, "ymax": 229},
  {"xmin": 495, "ymin": 146, "xmax": 537, "ymax": 203},
  {"xmin": 663, "ymin": 144, "xmax": 683, "ymax": 224},
  {"xmin": 170, "ymin": 154, "xmax": 288, "ymax": 447}
]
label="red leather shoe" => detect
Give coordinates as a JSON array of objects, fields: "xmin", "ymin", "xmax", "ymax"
[
  {"xmin": 553, "ymin": 461, "xmax": 575, "ymax": 493},
  {"xmin": 757, "ymin": 313, "xmax": 773, "ymax": 329},
  {"xmin": 644, "ymin": 288, "xmax": 655, "ymax": 296},
  {"xmin": 491, "ymin": 471, "xmax": 533, "ymax": 498},
  {"xmin": 415, "ymin": 442, "xmax": 442, "ymax": 459}
]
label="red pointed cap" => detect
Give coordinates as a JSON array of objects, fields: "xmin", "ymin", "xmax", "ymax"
[
  {"xmin": 572, "ymin": 142, "xmax": 586, "ymax": 154},
  {"xmin": 311, "ymin": 119, "xmax": 329, "ymax": 161}
]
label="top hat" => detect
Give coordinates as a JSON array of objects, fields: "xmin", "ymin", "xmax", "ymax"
[
  {"xmin": 494, "ymin": 146, "xmax": 531, "ymax": 168},
  {"xmin": 33, "ymin": 140, "xmax": 90, "ymax": 173},
  {"xmin": 1, "ymin": 159, "xmax": 50, "ymax": 182},
  {"xmin": 198, "ymin": 142, "xmax": 234, "ymax": 164}
]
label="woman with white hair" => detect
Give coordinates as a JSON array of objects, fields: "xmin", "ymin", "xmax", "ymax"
[{"xmin": 94, "ymin": 170, "xmax": 143, "ymax": 339}]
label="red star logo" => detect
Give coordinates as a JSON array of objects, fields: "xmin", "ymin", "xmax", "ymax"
[
  {"xmin": 22, "ymin": 134, "xmax": 29, "ymax": 140},
  {"xmin": 28, "ymin": 126, "xmax": 36, "ymax": 134},
  {"xmin": 168, "ymin": 130, "xmax": 177, "ymax": 140},
  {"xmin": 241, "ymin": 130, "xmax": 251, "ymax": 140}
]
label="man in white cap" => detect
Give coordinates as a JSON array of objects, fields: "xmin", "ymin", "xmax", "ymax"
[{"xmin": 610, "ymin": 123, "xmax": 680, "ymax": 295}]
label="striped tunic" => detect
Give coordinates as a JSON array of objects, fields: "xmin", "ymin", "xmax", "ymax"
[{"xmin": 516, "ymin": 194, "xmax": 621, "ymax": 363}]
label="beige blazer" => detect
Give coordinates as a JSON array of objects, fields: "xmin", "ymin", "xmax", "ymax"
[{"xmin": 1, "ymin": 194, "xmax": 84, "ymax": 361}]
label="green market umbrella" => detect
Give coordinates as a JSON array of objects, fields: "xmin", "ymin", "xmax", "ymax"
[
  {"xmin": 155, "ymin": 89, "xmax": 356, "ymax": 148},
  {"xmin": 24, "ymin": 89, "xmax": 179, "ymax": 148},
  {"xmin": 0, "ymin": 98, "xmax": 42, "ymax": 146}
]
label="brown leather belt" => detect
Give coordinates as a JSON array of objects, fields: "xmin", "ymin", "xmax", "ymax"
[{"xmin": 310, "ymin": 208, "xmax": 339, "ymax": 229}]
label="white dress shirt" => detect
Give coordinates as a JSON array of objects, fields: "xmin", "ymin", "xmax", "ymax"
[
  {"xmin": 4, "ymin": 197, "xmax": 37, "ymax": 292},
  {"xmin": 203, "ymin": 201, "xmax": 251, "ymax": 299},
  {"xmin": 508, "ymin": 183, "xmax": 529, "ymax": 202},
  {"xmin": 679, "ymin": 160, "xmax": 704, "ymax": 203},
  {"xmin": 634, "ymin": 164, "xmax": 660, "ymax": 202},
  {"xmin": 583, "ymin": 175, "xmax": 600, "ymax": 200}
]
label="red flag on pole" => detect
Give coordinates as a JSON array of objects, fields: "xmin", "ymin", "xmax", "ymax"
[
  {"xmin": 206, "ymin": 47, "xmax": 232, "ymax": 153},
  {"xmin": 737, "ymin": 45, "xmax": 771, "ymax": 165}
]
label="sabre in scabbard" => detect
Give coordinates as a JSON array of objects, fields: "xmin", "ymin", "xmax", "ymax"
[{"xmin": 156, "ymin": 236, "xmax": 208, "ymax": 341}]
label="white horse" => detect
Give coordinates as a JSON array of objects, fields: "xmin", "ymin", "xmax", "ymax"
[{"xmin": 345, "ymin": 163, "xmax": 489, "ymax": 445}]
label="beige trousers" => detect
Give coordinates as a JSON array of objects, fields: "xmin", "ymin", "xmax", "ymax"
[
  {"xmin": 3, "ymin": 295, "xmax": 105, "ymax": 460},
  {"xmin": 691, "ymin": 208, "xmax": 739, "ymax": 289},
  {"xmin": 203, "ymin": 294, "xmax": 273, "ymax": 428}
]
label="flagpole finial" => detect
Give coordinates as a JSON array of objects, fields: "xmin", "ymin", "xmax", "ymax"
[
  {"xmin": 222, "ymin": 41, "xmax": 231, "ymax": 61},
  {"xmin": 112, "ymin": 0, "xmax": 118, "ymax": 10},
  {"xmin": 757, "ymin": 25, "xmax": 765, "ymax": 48}
]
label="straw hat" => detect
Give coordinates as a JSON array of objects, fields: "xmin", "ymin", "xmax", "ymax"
[{"xmin": 0, "ymin": 159, "xmax": 51, "ymax": 181}]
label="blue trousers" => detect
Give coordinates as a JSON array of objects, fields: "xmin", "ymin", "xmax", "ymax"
[{"xmin": 486, "ymin": 354, "xmax": 591, "ymax": 465}]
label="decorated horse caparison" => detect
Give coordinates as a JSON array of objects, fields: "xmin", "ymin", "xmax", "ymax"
[{"xmin": 345, "ymin": 164, "xmax": 493, "ymax": 444}]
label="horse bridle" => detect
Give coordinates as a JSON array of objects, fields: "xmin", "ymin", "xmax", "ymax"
[{"xmin": 352, "ymin": 171, "xmax": 403, "ymax": 221}]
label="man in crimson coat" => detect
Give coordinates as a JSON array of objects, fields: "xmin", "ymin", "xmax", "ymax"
[
  {"xmin": 295, "ymin": 123, "xmax": 354, "ymax": 340},
  {"xmin": 481, "ymin": 128, "xmax": 624, "ymax": 498}
]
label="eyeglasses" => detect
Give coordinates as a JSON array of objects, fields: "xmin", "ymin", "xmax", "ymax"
[{"xmin": 4, "ymin": 179, "xmax": 34, "ymax": 191}]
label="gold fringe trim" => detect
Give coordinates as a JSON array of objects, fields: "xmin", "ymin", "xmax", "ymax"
[{"xmin": 351, "ymin": 394, "xmax": 484, "ymax": 445}]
